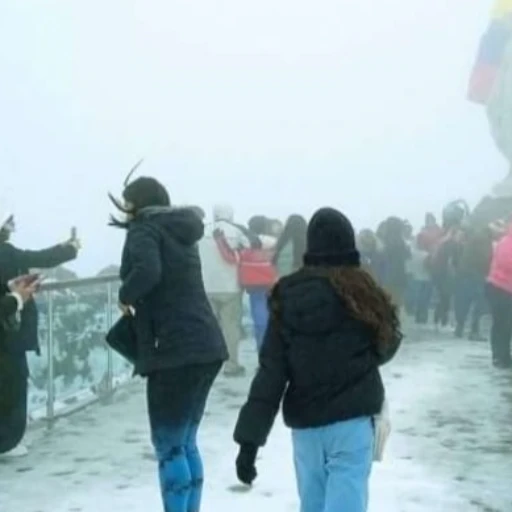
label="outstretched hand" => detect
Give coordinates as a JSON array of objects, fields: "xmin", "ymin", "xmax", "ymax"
[
  {"xmin": 68, "ymin": 238, "xmax": 81, "ymax": 251},
  {"xmin": 236, "ymin": 444, "xmax": 258, "ymax": 485},
  {"xmin": 65, "ymin": 227, "xmax": 81, "ymax": 251}
]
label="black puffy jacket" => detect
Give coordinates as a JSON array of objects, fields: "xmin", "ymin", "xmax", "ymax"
[
  {"xmin": 0, "ymin": 284, "xmax": 17, "ymax": 325},
  {"xmin": 234, "ymin": 270, "xmax": 401, "ymax": 447},
  {"xmin": 119, "ymin": 207, "xmax": 228, "ymax": 376}
]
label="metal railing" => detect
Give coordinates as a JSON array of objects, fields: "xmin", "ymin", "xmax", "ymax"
[{"xmin": 28, "ymin": 275, "xmax": 132, "ymax": 424}]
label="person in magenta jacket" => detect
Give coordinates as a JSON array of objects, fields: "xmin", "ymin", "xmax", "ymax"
[{"xmin": 486, "ymin": 223, "xmax": 512, "ymax": 368}]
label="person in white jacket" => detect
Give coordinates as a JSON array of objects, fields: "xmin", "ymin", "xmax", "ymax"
[{"xmin": 199, "ymin": 204, "xmax": 248, "ymax": 376}]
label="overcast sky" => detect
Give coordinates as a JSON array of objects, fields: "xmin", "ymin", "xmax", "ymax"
[{"xmin": 0, "ymin": 0, "xmax": 504, "ymax": 275}]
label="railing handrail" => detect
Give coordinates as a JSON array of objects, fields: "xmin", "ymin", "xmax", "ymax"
[{"xmin": 40, "ymin": 274, "xmax": 119, "ymax": 291}]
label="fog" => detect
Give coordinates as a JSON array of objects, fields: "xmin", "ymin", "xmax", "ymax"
[
  {"xmin": 0, "ymin": 0, "xmax": 501, "ymax": 274},
  {"xmin": 3, "ymin": 3, "xmax": 512, "ymax": 511}
]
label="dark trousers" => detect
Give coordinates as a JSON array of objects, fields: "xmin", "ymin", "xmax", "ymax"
[
  {"xmin": 433, "ymin": 273, "xmax": 453, "ymax": 327},
  {"xmin": 404, "ymin": 275, "xmax": 417, "ymax": 316},
  {"xmin": 405, "ymin": 278, "xmax": 433, "ymax": 324},
  {"xmin": 454, "ymin": 274, "xmax": 485, "ymax": 335},
  {"xmin": 486, "ymin": 283, "xmax": 512, "ymax": 365},
  {"xmin": 147, "ymin": 361, "xmax": 222, "ymax": 512},
  {"xmin": 415, "ymin": 280, "xmax": 433, "ymax": 324},
  {"xmin": 0, "ymin": 350, "xmax": 29, "ymax": 453}
]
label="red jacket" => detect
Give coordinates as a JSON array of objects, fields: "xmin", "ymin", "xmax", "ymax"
[
  {"xmin": 417, "ymin": 225, "xmax": 443, "ymax": 253},
  {"xmin": 214, "ymin": 231, "xmax": 277, "ymax": 288},
  {"xmin": 488, "ymin": 226, "xmax": 512, "ymax": 295}
]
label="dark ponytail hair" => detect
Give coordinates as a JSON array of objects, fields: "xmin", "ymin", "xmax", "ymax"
[{"xmin": 109, "ymin": 177, "xmax": 170, "ymax": 228}]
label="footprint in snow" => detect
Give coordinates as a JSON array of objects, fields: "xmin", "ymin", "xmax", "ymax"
[{"xmin": 227, "ymin": 483, "xmax": 252, "ymax": 493}]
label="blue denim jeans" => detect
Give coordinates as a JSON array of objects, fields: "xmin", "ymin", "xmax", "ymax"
[
  {"xmin": 292, "ymin": 417, "xmax": 374, "ymax": 512},
  {"xmin": 147, "ymin": 362, "xmax": 222, "ymax": 512},
  {"xmin": 247, "ymin": 288, "xmax": 270, "ymax": 352}
]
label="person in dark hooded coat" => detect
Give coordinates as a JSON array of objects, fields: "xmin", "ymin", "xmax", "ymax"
[
  {"xmin": 0, "ymin": 214, "xmax": 79, "ymax": 458},
  {"xmin": 0, "ymin": 277, "xmax": 39, "ymax": 423},
  {"xmin": 110, "ymin": 176, "xmax": 227, "ymax": 512},
  {"xmin": 233, "ymin": 207, "xmax": 402, "ymax": 512}
]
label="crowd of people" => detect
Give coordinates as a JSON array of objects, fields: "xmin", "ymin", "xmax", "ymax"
[
  {"xmin": 356, "ymin": 201, "xmax": 512, "ymax": 371},
  {"xmin": 1, "ymin": 175, "xmax": 512, "ymax": 512},
  {"xmin": 196, "ymin": 197, "xmax": 512, "ymax": 375}
]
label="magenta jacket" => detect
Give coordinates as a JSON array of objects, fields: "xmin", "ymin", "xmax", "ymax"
[{"xmin": 488, "ymin": 226, "xmax": 512, "ymax": 294}]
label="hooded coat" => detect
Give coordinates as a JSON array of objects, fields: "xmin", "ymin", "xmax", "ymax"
[{"xmin": 119, "ymin": 207, "xmax": 228, "ymax": 375}]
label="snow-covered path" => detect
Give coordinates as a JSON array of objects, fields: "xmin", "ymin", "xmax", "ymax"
[{"xmin": 1, "ymin": 329, "xmax": 512, "ymax": 512}]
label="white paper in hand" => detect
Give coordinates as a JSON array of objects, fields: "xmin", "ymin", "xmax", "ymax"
[{"xmin": 373, "ymin": 399, "xmax": 391, "ymax": 462}]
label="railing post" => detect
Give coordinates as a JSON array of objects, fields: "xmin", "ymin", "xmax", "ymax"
[
  {"xmin": 46, "ymin": 290, "xmax": 55, "ymax": 422},
  {"xmin": 106, "ymin": 281, "xmax": 114, "ymax": 393}
]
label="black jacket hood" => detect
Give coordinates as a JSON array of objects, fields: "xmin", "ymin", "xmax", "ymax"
[{"xmin": 136, "ymin": 206, "xmax": 204, "ymax": 246}]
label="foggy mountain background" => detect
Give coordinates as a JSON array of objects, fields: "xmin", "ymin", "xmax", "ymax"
[{"xmin": 0, "ymin": 0, "xmax": 504, "ymax": 275}]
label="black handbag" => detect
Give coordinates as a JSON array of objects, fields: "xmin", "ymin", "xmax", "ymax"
[{"xmin": 106, "ymin": 315, "xmax": 137, "ymax": 364}]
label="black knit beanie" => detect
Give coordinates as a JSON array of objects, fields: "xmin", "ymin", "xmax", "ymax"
[{"xmin": 303, "ymin": 207, "xmax": 360, "ymax": 267}]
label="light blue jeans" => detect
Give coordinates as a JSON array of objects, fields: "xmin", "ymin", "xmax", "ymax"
[{"xmin": 292, "ymin": 417, "xmax": 374, "ymax": 512}]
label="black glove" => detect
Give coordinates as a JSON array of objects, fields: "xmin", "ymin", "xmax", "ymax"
[
  {"xmin": 236, "ymin": 443, "xmax": 258, "ymax": 485},
  {"xmin": 213, "ymin": 228, "xmax": 224, "ymax": 239}
]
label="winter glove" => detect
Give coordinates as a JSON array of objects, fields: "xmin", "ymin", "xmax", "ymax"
[{"xmin": 236, "ymin": 443, "xmax": 258, "ymax": 485}]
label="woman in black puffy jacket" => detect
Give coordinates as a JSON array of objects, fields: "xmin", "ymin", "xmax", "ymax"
[
  {"xmin": 110, "ymin": 176, "xmax": 228, "ymax": 512},
  {"xmin": 233, "ymin": 207, "xmax": 402, "ymax": 512}
]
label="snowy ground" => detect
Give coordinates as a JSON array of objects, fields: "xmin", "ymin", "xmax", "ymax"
[{"xmin": 1, "ymin": 327, "xmax": 512, "ymax": 512}]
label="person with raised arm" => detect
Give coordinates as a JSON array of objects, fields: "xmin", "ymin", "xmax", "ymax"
[{"xmin": 0, "ymin": 212, "xmax": 80, "ymax": 458}]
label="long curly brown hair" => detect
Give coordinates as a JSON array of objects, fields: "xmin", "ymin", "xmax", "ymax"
[{"xmin": 303, "ymin": 266, "xmax": 402, "ymax": 350}]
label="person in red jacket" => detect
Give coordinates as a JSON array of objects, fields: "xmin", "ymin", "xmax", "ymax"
[
  {"xmin": 417, "ymin": 213, "xmax": 443, "ymax": 253},
  {"xmin": 213, "ymin": 217, "xmax": 277, "ymax": 352},
  {"xmin": 486, "ymin": 222, "xmax": 512, "ymax": 368}
]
